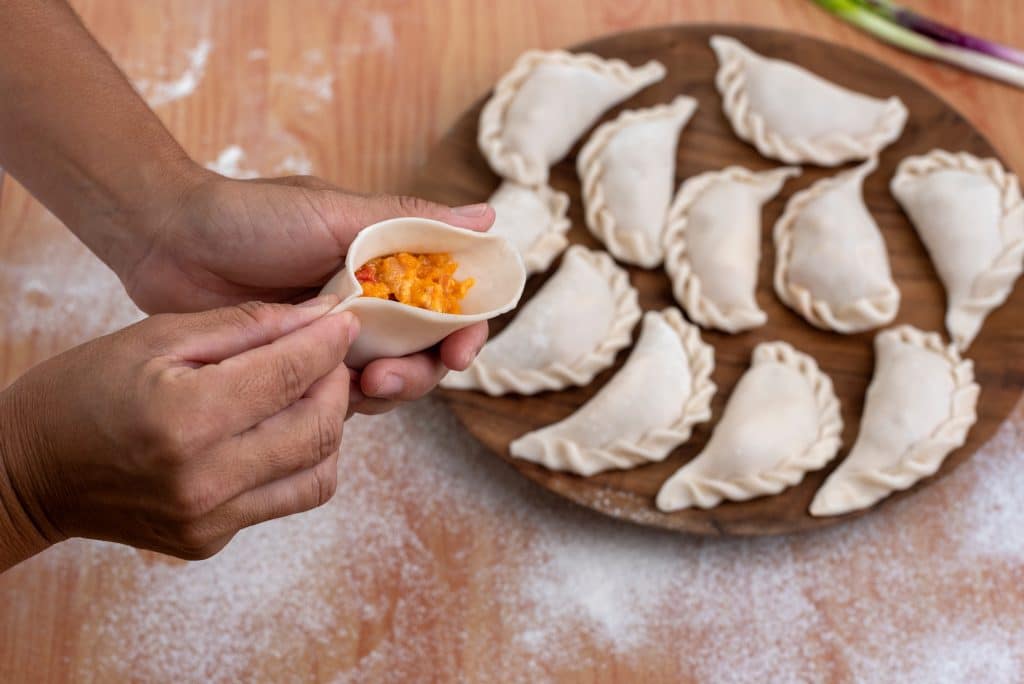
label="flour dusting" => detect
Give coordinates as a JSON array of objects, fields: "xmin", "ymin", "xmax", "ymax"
[
  {"xmin": 134, "ymin": 40, "xmax": 212, "ymax": 107},
  {"xmin": 205, "ymin": 145, "xmax": 260, "ymax": 179}
]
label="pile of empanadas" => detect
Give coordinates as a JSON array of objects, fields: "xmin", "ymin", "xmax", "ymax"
[{"xmin": 442, "ymin": 35, "xmax": 1023, "ymax": 518}]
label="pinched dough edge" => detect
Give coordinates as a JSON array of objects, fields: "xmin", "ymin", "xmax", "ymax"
[
  {"xmin": 656, "ymin": 341, "xmax": 843, "ymax": 511},
  {"xmin": 810, "ymin": 325, "xmax": 979, "ymax": 516},
  {"xmin": 577, "ymin": 96, "xmax": 697, "ymax": 268},
  {"xmin": 478, "ymin": 50, "xmax": 666, "ymax": 185},
  {"xmin": 773, "ymin": 157, "xmax": 901, "ymax": 333},
  {"xmin": 663, "ymin": 165, "xmax": 799, "ymax": 333},
  {"xmin": 890, "ymin": 149, "xmax": 1024, "ymax": 350},
  {"xmin": 441, "ymin": 246, "xmax": 641, "ymax": 396},
  {"xmin": 518, "ymin": 183, "xmax": 572, "ymax": 274},
  {"xmin": 710, "ymin": 35, "xmax": 907, "ymax": 166},
  {"xmin": 509, "ymin": 309, "xmax": 716, "ymax": 475}
]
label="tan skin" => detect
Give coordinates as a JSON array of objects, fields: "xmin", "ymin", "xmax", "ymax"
[{"xmin": 0, "ymin": 0, "xmax": 492, "ymax": 570}]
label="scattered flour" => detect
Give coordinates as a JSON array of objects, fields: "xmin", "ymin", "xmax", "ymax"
[
  {"xmin": 133, "ymin": 40, "xmax": 212, "ymax": 108},
  {"xmin": 204, "ymin": 145, "xmax": 260, "ymax": 179}
]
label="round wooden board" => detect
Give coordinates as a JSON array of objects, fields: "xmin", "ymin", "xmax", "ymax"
[{"xmin": 412, "ymin": 24, "xmax": 1024, "ymax": 536}]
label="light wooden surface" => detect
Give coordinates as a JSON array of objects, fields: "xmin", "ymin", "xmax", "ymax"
[
  {"xmin": 1, "ymin": 2, "xmax": 1023, "ymax": 682},
  {"xmin": 423, "ymin": 23, "xmax": 1020, "ymax": 536}
]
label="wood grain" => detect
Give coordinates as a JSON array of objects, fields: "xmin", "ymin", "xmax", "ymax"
[
  {"xmin": 417, "ymin": 24, "xmax": 1023, "ymax": 535},
  {"xmin": 1, "ymin": 2, "xmax": 1023, "ymax": 683}
]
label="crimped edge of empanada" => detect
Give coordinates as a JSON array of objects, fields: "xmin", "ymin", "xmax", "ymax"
[
  {"xmin": 773, "ymin": 157, "xmax": 901, "ymax": 333},
  {"xmin": 656, "ymin": 341, "xmax": 843, "ymax": 512},
  {"xmin": 663, "ymin": 165, "xmax": 799, "ymax": 333},
  {"xmin": 440, "ymin": 246, "xmax": 641, "ymax": 396},
  {"xmin": 508, "ymin": 309, "xmax": 716, "ymax": 476},
  {"xmin": 890, "ymin": 149, "xmax": 1024, "ymax": 350},
  {"xmin": 577, "ymin": 96, "xmax": 697, "ymax": 268},
  {"xmin": 810, "ymin": 325, "xmax": 979, "ymax": 517},
  {"xmin": 478, "ymin": 50, "xmax": 666, "ymax": 185},
  {"xmin": 710, "ymin": 35, "xmax": 908, "ymax": 167},
  {"xmin": 517, "ymin": 183, "xmax": 572, "ymax": 275}
]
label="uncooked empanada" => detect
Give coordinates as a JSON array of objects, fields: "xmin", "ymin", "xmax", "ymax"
[
  {"xmin": 891, "ymin": 149, "xmax": 1024, "ymax": 350},
  {"xmin": 810, "ymin": 326, "xmax": 979, "ymax": 517},
  {"xmin": 710, "ymin": 35, "xmax": 907, "ymax": 166},
  {"xmin": 441, "ymin": 246, "xmax": 640, "ymax": 396},
  {"xmin": 578, "ymin": 96, "xmax": 697, "ymax": 267},
  {"xmin": 656, "ymin": 341, "xmax": 842, "ymax": 511},
  {"xmin": 509, "ymin": 309, "xmax": 715, "ymax": 476},
  {"xmin": 486, "ymin": 181, "xmax": 571, "ymax": 275},
  {"xmin": 479, "ymin": 50, "xmax": 666, "ymax": 185},
  {"xmin": 664, "ymin": 165, "xmax": 799, "ymax": 332},
  {"xmin": 773, "ymin": 158, "xmax": 900, "ymax": 333}
]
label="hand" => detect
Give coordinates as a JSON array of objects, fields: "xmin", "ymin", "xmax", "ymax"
[
  {"xmin": 0, "ymin": 296, "xmax": 357, "ymax": 567},
  {"xmin": 110, "ymin": 169, "xmax": 493, "ymax": 415}
]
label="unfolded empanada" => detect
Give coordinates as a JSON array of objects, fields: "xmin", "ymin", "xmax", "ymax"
[
  {"xmin": 710, "ymin": 35, "xmax": 907, "ymax": 166},
  {"xmin": 663, "ymin": 165, "xmax": 799, "ymax": 332},
  {"xmin": 810, "ymin": 326, "xmax": 979, "ymax": 517},
  {"xmin": 774, "ymin": 158, "xmax": 900, "ymax": 333},
  {"xmin": 578, "ymin": 96, "xmax": 698, "ymax": 267},
  {"xmin": 656, "ymin": 341, "xmax": 842, "ymax": 511},
  {"xmin": 891, "ymin": 150, "xmax": 1024, "ymax": 350},
  {"xmin": 441, "ymin": 246, "xmax": 640, "ymax": 396},
  {"xmin": 479, "ymin": 50, "xmax": 666, "ymax": 185},
  {"xmin": 486, "ymin": 181, "xmax": 571, "ymax": 275},
  {"xmin": 509, "ymin": 309, "xmax": 715, "ymax": 476}
]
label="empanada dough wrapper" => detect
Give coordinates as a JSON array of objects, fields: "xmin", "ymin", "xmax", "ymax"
[{"xmin": 320, "ymin": 217, "xmax": 526, "ymax": 368}]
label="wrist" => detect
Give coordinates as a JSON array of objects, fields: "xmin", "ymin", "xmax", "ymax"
[{"xmin": 0, "ymin": 384, "xmax": 58, "ymax": 571}]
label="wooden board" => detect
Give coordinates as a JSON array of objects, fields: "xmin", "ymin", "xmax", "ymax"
[{"xmin": 413, "ymin": 24, "xmax": 1024, "ymax": 536}]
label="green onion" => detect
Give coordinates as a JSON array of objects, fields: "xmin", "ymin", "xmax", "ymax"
[{"xmin": 812, "ymin": 0, "xmax": 1024, "ymax": 88}]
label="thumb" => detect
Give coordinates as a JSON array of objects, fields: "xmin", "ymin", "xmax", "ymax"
[{"xmin": 330, "ymin": 193, "xmax": 496, "ymax": 247}]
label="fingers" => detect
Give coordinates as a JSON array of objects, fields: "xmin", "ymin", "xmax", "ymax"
[
  {"xmin": 158, "ymin": 296, "xmax": 340, "ymax": 363},
  {"xmin": 197, "ymin": 310, "xmax": 359, "ymax": 433},
  {"xmin": 359, "ymin": 351, "xmax": 447, "ymax": 402},
  {"xmin": 209, "ymin": 362, "xmax": 350, "ymax": 500},
  {"xmin": 326, "ymin": 193, "xmax": 496, "ymax": 251},
  {"xmin": 438, "ymin": 322, "xmax": 489, "ymax": 371}
]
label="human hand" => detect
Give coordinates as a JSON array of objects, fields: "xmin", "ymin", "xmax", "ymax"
[
  {"xmin": 108, "ymin": 169, "xmax": 492, "ymax": 415},
  {"xmin": 0, "ymin": 296, "xmax": 357, "ymax": 566}
]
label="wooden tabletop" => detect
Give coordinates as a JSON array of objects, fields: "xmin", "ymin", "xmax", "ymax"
[{"xmin": 2, "ymin": 1, "xmax": 1023, "ymax": 682}]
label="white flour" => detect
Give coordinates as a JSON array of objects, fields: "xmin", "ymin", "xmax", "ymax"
[{"xmin": 133, "ymin": 39, "xmax": 212, "ymax": 108}]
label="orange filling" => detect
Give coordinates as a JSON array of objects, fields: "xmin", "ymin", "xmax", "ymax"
[{"xmin": 355, "ymin": 252, "xmax": 475, "ymax": 314}]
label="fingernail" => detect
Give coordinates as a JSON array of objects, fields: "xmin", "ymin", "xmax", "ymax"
[
  {"xmin": 297, "ymin": 294, "xmax": 337, "ymax": 310},
  {"xmin": 374, "ymin": 374, "xmax": 404, "ymax": 398},
  {"xmin": 451, "ymin": 203, "xmax": 489, "ymax": 217},
  {"xmin": 329, "ymin": 310, "xmax": 360, "ymax": 343}
]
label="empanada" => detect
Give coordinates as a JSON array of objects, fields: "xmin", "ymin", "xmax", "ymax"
[
  {"xmin": 810, "ymin": 326, "xmax": 979, "ymax": 517},
  {"xmin": 487, "ymin": 181, "xmax": 571, "ymax": 275},
  {"xmin": 479, "ymin": 50, "xmax": 666, "ymax": 185},
  {"xmin": 664, "ymin": 165, "xmax": 799, "ymax": 332},
  {"xmin": 441, "ymin": 246, "xmax": 640, "ymax": 396},
  {"xmin": 509, "ymin": 309, "xmax": 715, "ymax": 476},
  {"xmin": 578, "ymin": 96, "xmax": 698, "ymax": 267},
  {"xmin": 774, "ymin": 158, "xmax": 900, "ymax": 333},
  {"xmin": 710, "ymin": 35, "xmax": 907, "ymax": 166},
  {"xmin": 656, "ymin": 341, "xmax": 842, "ymax": 511},
  {"xmin": 891, "ymin": 150, "xmax": 1024, "ymax": 350}
]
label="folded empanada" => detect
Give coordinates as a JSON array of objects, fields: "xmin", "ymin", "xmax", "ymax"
[
  {"xmin": 711, "ymin": 35, "xmax": 907, "ymax": 166},
  {"xmin": 441, "ymin": 246, "xmax": 640, "ymax": 396},
  {"xmin": 664, "ymin": 165, "xmax": 799, "ymax": 332},
  {"xmin": 578, "ymin": 96, "xmax": 698, "ymax": 267},
  {"xmin": 656, "ymin": 341, "xmax": 842, "ymax": 511},
  {"xmin": 486, "ymin": 181, "xmax": 571, "ymax": 275},
  {"xmin": 774, "ymin": 158, "xmax": 900, "ymax": 333},
  {"xmin": 509, "ymin": 309, "xmax": 715, "ymax": 476},
  {"xmin": 479, "ymin": 50, "xmax": 665, "ymax": 185},
  {"xmin": 810, "ymin": 326, "xmax": 979, "ymax": 516},
  {"xmin": 891, "ymin": 150, "xmax": 1024, "ymax": 350}
]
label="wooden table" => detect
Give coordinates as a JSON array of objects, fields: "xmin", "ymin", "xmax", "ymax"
[{"xmin": 2, "ymin": 2, "xmax": 1023, "ymax": 682}]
